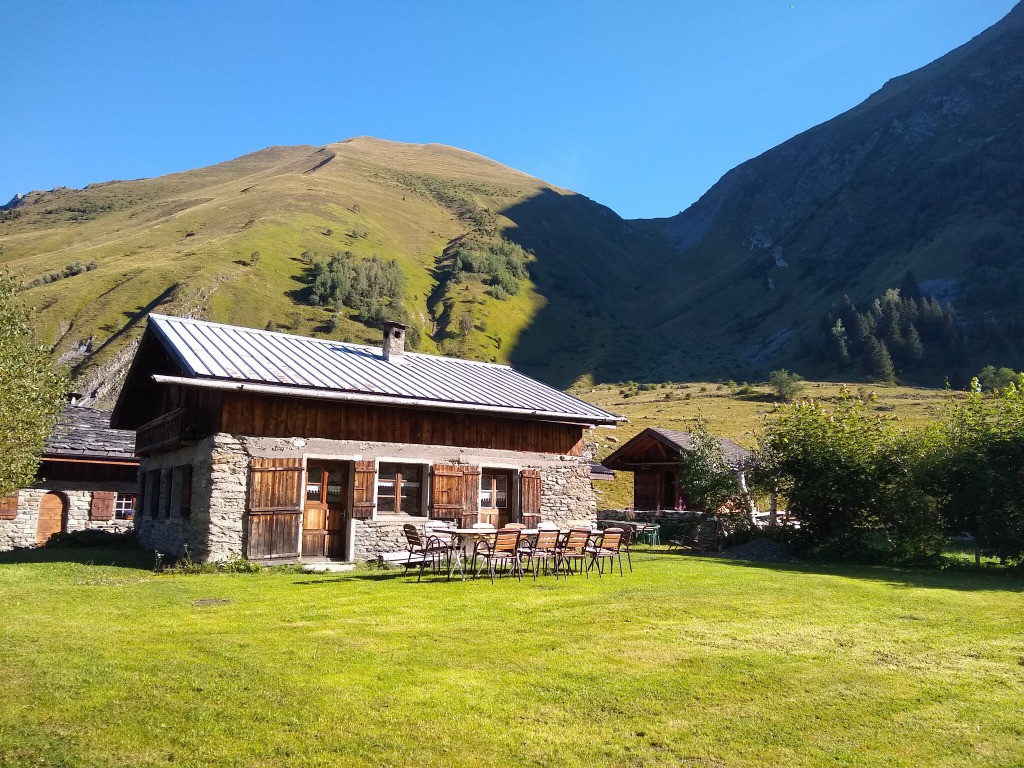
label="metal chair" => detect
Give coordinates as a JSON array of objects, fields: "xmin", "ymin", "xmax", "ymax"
[
  {"xmin": 523, "ymin": 528, "xmax": 561, "ymax": 579},
  {"xmin": 475, "ymin": 527, "xmax": 523, "ymax": 583},
  {"xmin": 557, "ymin": 527, "xmax": 594, "ymax": 578},
  {"xmin": 587, "ymin": 528, "xmax": 625, "ymax": 577},
  {"xmin": 401, "ymin": 523, "xmax": 452, "ymax": 582}
]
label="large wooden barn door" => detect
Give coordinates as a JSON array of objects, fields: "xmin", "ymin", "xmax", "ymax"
[
  {"xmin": 36, "ymin": 492, "xmax": 66, "ymax": 545},
  {"xmin": 246, "ymin": 458, "xmax": 303, "ymax": 561}
]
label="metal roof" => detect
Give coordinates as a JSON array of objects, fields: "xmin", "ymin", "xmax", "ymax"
[{"xmin": 147, "ymin": 314, "xmax": 621, "ymax": 425}]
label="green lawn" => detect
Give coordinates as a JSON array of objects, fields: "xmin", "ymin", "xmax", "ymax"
[{"xmin": 1, "ymin": 545, "xmax": 1022, "ymax": 767}]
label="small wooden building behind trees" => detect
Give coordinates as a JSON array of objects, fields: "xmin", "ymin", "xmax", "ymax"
[
  {"xmin": 601, "ymin": 427, "xmax": 751, "ymax": 511},
  {"xmin": 0, "ymin": 405, "xmax": 139, "ymax": 551},
  {"xmin": 110, "ymin": 314, "xmax": 621, "ymax": 563}
]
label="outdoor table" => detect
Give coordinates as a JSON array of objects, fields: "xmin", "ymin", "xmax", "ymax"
[{"xmin": 440, "ymin": 528, "xmax": 498, "ymax": 580}]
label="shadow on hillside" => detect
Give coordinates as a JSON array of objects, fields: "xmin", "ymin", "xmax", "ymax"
[
  {"xmin": 497, "ymin": 188, "xmax": 680, "ymax": 387},
  {"xmin": 682, "ymin": 551, "xmax": 1024, "ymax": 593},
  {"xmin": 0, "ymin": 543, "xmax": 152, "ymax": 570}
]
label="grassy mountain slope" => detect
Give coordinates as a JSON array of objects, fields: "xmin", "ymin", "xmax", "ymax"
[
  {"xmin": 648, "ymin": 2, "xmax": 1024, "ymax": 383},
  {"xmin": 1, "ymin": 137, "xmax": 676, "ymax": 399}
]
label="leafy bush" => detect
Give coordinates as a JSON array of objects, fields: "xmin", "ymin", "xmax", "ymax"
[{"xmin": 757, "ymin": 390, "xmax": 945, "ymax": 563}]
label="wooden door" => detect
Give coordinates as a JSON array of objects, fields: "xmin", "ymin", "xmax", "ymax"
[
  {"xmin": 303, "ymin": 463, "xmax": 349, "ymax": 559},
  {"xmin": 36, "ymin": 492, "xmax": 66, "ymax": 545},
  {"xmin": 246, "ymin": 458, "xmax": 304, "ymax": 561}
]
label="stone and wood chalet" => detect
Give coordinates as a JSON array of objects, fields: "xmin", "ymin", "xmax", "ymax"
[
  {"xmin": 0, "ymin": 405, "xmax": 139, "ymax": 551},
  {"xmin": 110, "ymin": 314, "xmax": 622, "ymax": 564},
  {"xmin": 601, "ymin": 427, "xmax": 752, "ymax": 511}
]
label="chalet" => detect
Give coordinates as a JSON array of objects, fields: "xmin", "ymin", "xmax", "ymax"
[
  {"xmin": 110, "ymin": 314, "xmax": 622, "ymax": 563},
  {"xmin": 0, "ymin": 405, "xmax": 139, "ymax": 551},
  {"xmin": 601, "ymin": 427, "xmax": 752, "ymax": 511}
]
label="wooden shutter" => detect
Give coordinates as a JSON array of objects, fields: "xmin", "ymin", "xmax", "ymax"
[
  {"xmin": 431, "ymin": 463, "xmax": 467, "ymax": 520},
  {"xmin": 90, "ymin": 491, "xmax": 116, "ymax": 521},
  {"xmin": 461, "ymin": 465, "xmax": 481, "ymax": 527},
  {"xmin": 246, "ymin": 457, "xmax": 303, "ymax": 560},
  {"xmin": 521, "ymin": 468, "xmax": 542, "ymax": 526},
  {"xmin": 351, "ymin": 460, "xmax": 376, "ymax": 519},
  {"xmin": 0, "ymin": 492, "xmax": 18, "ymax": 520}
]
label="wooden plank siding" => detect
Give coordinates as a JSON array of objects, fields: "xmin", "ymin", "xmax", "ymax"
[{"xmin": 219, "ymin": 392, "xmax": 585, "ymax": 456}]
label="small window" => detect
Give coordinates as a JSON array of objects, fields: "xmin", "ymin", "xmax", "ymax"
[
  {"xmin": 480, "ymin": 472, "xmax": 509, "ymax": 510},
  {"xmin": 148, "ymin": 469, "xmax": 162, "ymax": 517},
  {"xmin": 179, "ymin": 465, "xmax": 192, "ymax": 518},
  {"xmin": 377, "ymin": 463, "xmax": 423, "ymax": 514},
  {"xmin": 114, "ymin": 493, "xmax": 136, "ymax": 520}
]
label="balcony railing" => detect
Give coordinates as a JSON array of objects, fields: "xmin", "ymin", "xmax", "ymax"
[{"xmin": 135, "ymin": 408, "xmax": 209, "ymax": 456}]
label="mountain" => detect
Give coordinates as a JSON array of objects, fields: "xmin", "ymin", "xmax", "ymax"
[
  {"xmin": 0, "ymin": 137, "xmax": 676, "ymax": 400},
  {"xmin": 3, "ymin": 4, "xmax": 1024, "ymax": 396},
  {"xmin": 648, "ymin": 2, "xmax": 1024, "ymax": 382}
]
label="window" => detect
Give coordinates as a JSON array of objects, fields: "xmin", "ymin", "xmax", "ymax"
[
  {"xmin": 177, "ymin": 464, "xmax": 192, "ymax": 518},
  {"xmin": 147, "ymin": 469, "xmax": 162, "ymax": 517},
  {"xmin": 376, "ymin": 463, "xmax": 422, "ymax": 514},
  {"xmin": 114, "ymin": 493, "xmax": 136, "ymax": 520},
  {"xmin": 480, "ymin": 472, "xmax": 509, "ymax": 510}
]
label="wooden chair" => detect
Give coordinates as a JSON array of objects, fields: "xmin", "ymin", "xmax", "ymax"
[
  {"xmin": 616, "ymin": 523, "xmax": 634, "ymax": 572},
  {"xmin": 401, "ymin": 523, "xmax": 452, "ymax": 582},
  {"xmin": 587, "ymin": 528, "xmax": 625, "ymax": 577},
  {"xmin": 475, "ymin": 528, "xmax": 523, "ymax": 583},
  {"xmin": 557, "ymin": 527, "xmax": 594, "ymax": 578},
  {"xmin": 523, "ymin": 528, "xmax": 561, "ymax": 579}
]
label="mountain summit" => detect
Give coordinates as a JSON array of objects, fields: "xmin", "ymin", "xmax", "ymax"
[{"xmin": 2, "ymin": 5, "xmax": 1024, "ymax": 394}]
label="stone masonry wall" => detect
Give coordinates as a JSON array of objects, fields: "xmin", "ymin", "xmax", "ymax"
[
  {"xmin": 133, "ymin": 434, "xmax": 251, "ymax": 562},
  {"xmin": 0, "ymin": 481, "xmax": 136, "ymax": 551},
  {"xmin": 539, "ymin": 461, "xmax": 598, "ymax": 529}
]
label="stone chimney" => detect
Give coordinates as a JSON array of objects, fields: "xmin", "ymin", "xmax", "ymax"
[{"xmin": 382, "ymin": 321, "xmax": 408, "ymax": 364}]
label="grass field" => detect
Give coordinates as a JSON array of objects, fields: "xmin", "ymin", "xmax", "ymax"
[{"xmin": 1, "ymin": 544, "xmax": 1021, "ymax": 767}]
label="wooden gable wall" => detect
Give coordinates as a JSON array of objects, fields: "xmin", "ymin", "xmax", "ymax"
[{"xmin": 218, "ymin": 391, "xmax": 584, "ymax": 456}]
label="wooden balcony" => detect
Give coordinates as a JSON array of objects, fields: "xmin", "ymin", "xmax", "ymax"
[{"xmin": 135, "ymin": 408, "xmax": 209, "ymax": 456}]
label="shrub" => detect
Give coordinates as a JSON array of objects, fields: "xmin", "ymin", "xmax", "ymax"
[{"xmin": 769, "ymin": 369, "xmax": 804, "ymax": 402}]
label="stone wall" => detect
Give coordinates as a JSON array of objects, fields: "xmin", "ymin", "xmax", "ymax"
[
  {"xmin": 0, "ymin": 480, "xmax": 136, "ymax": 552},
  {"xmin": 540, "ymin": 461, "xmax": 599, "ymax": 529}
]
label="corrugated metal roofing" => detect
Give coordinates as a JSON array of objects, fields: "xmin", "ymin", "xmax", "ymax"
[{"xmin": 148, "ymin": 314, "xmax": 621, "ymax": 424}]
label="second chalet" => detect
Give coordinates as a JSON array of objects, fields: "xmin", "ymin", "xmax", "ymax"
[{"xmin": 111, "ymin": 314, "xmax": 621, "ymax": 563}]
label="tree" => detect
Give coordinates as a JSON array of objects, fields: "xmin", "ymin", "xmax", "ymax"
[
  {"xmin": 679, "ymin": 418, "xmax": 746, "ymax": 520},
  {"xmin": 769, "ymin": 369, "xmax": 805, "ymax": 402},
  {"xmin": 0, "ymin": 272, "xmax": 69, "ymax": 495}
]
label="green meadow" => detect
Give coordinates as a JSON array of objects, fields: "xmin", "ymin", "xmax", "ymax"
[{"xmin": 1, "ymin": 544, "xmax": 1021, "ymax": 767}]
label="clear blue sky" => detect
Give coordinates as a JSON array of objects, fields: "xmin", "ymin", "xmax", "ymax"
[{"xmin": 1, "ymin": 0, "xmax": 1017, "ymax": 219}]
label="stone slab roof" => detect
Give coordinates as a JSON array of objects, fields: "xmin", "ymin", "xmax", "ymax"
[{"xmin": 44, "ymin": 406, "xmax": 137, "ymax": 461}]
